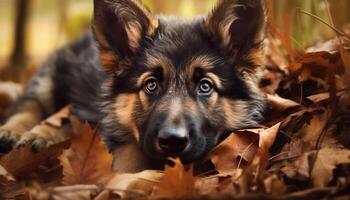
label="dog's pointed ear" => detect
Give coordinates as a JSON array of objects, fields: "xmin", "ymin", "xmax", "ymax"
[
  {"xmin": 93, "ymin": 0, "xmax": 158, "ymax": 72},
  {"xmin": 206, "ymin": 0, "xmax": 265, "ymax": 58}
]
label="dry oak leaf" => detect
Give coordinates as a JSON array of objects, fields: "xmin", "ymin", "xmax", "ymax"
[
  {"xmin": 152, "ymin": 159, "xmax": 196, "ymax": 198},
  {"xmin": 266, "ymin": 94, "xmax": 300, "ymax": 111},
  {"xmin": 301, "ymin": 109, "xmax": 331, "ymax": 147},
  {"xmin": 195, "ymin": 170, "xmax": 242, "ymax": 195},
  {"xmin": 289, "ymin": 51, "xmax": 344, "ymax": 80},
  {"xmin": 0, "ymin": 141, "xmax": 69, "ymax": 178},
  {"xmin": 59, "ymin": 120, "xmax": 114, "ymax": 186},
  {"xmin": 0, "ymin": 165, "xmax": 15, "ymax": 182},
  {"xmin": 208, "ymin": 131, "xmax": 260, "ymax": 173},
  {"xmin": 44, "ymin": 106, "xmax": 70, "ymax": 128},
  {"xmin": 208, "ymin": 123, "xmax": 281, "ymax": 174},
  {"xmin": 106, "ymin": 170, "xmax": 163, "ymax": 199},
  {"xmin": 259, "ymin": 123, "xmax": 281, "ymax": 153},
  {"xmin": 28, "ymin": 184, "xmax": 100, "ymax": 200},
  {"xmin": 311, "ymin": 147, "xmax": 350, "ymax": 187},
  {"xmin": 281, "ymin": 151, "xmax": 313, "ymax": 181}
]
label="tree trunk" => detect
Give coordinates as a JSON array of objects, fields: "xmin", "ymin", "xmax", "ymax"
[{"xmin": 0, "ymin": 0, "xmax": 31, "ymax": 82}]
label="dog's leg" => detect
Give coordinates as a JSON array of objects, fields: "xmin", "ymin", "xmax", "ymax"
[
  {"xmin": 0, "ymin": 55, "xmax": 58, "ymax": 153},
  {"xmin": 16, "ymin": 121, "xmax": 71, "ymax": 152},
  {"xmin": 0, "ymin": 100, "xmax": 45, "ymax": 153}
]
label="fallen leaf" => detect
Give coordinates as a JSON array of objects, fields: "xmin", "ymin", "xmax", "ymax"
[
  {"xmin": 339, "ymin": 47, "xmax": 350, "ymax": 74},
  {"xmin": 289, "ymin": 51, "xmax": 344, "ymax": 80},
  {"xmin": 208, "ymin": 131, "xmax": 260, "ymax": 173},
  {"xmin": 302, "ymin": 109, "xmax": 331, "ymax": 146},
  {"xmin": 152, "ymin": 159, "xmax": 196, "ymax": 198},
  {"xmin": 44, "ymin": 106, "xmax": 70, "ymax": 128},
  {"xmin": 264, "ymin": 175, "xmax": 286, "ymax": 196},
  {"xmin": 267, "ymin": 94, "xmax": 300, "ymax": 111},
  {"xmin": 0, "ymin": 164, "xmax": 15, "ymax": 182},
  {"xmin": 0, "ymin": 141, "xmax": 69, "ymax": 178},
  {"xmin": 59, "ymin": 118, "xmax": 113, "ymax": 186},
  {"xmin": 311, "ymin": 147, "xmax": 350, "ymax": 187},
  {"xmin": 259, "ymin": 123, "xmax": 281, "ymax": 153},
  {"xmin": 306, "ymin": 90, "xmax": 345, "ymax": 103},
  {"xmin": 106, "ymin": 170, "xmax": 162, "ymax": 199},
  {"xmin": 281, "ymin": 151, "xmax": 313, "ymax": 181},
  {"xmin": 28, "ymin": 184, "xmax": 100, "ymax": 200},
  {"xmin": 195, "ymin": 170, "xmax": 242, "ymax": 195}
]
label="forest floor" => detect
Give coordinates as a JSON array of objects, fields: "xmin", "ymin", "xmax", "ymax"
[{"xmin": 1, "ymin": 12, "xmax": 350, "ymax": 200}]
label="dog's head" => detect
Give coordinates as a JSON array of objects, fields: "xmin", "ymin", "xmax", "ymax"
[{"xmin": 94, "ymin": 0, "xmax": 266, "ymax": 163}]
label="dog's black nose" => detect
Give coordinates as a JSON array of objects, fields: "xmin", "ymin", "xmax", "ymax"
[{"xmin": 158, "ymin": 128, "xmax": 189, "ymax": 155}]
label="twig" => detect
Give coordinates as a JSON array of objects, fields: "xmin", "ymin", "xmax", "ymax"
[
  {"xmin": 52, "ymin": 184, "xmax": 99, "ymax": 193},
  {"xmin": 297, "ymin": 9, "xmax": 350, "ymax": 41}
]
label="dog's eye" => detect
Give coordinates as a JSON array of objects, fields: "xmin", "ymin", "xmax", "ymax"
[
  {"xmin": 144, "ymin": 77, "xmax": 158, "ymax": 94},
  {"xmin": 198, "ymin": 78, "xmax": 213, "ymax": 94}
]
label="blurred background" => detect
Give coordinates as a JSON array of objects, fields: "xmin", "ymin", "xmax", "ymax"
[{"xmin": 0, "ymin": 0, "xmax": 349, "ymax": 82}]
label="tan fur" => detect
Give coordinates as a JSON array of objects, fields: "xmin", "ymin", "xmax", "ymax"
[
  {"xmin": 136, "ymin": 72, "xmax": 152, "ymax": 88},
  {"xmin": 17, "ymin": 123, "xmax": 71, "ymax": 149},
  {"xmin": 206, "ymin": 72, "xmax": 223, "ymax": 89},
  {"xmin": 184, "ymin": 98, "xmax": 199, "ymax": 117},
  {"xmin": 145, "ymin": 55, "xmax": 172, "ymax": 80},
  {"xmin": 112, "ymin": 142, "xmax": 150, "ymax": 172},
  {"xmin": 221, "ymin": 98, "xmax": 249, "ymax": 129},
  {"xmin": 114, "ymin": 94, "xmax": 140, "ymax": 141},
  {"xmin": 187, "ymin": 55, "xmax": 215, "ymax": 78},
  {"xmin": 207, "ymin": 92, "xmax": 219, "ymax": 112},
  {"xmin": 138, "ymin": 91, "xmax": 149, "ymax": 110},
  {"xmin": 0, "ymin": 100, "xmax": 44, "ymax": 140},
  {"xmin": 99, "ymin": 50, "xmax": 118, "ymax": 72}
]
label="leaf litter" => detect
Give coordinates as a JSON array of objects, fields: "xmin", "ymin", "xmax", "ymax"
[{"xmin": 1, "ymin": 8, "xmax": 350, "ymax": 200}]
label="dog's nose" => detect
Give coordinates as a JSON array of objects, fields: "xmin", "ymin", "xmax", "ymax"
[{"xmin": 158, "ymin": 128, "xmax": 189, "ymax": 155}]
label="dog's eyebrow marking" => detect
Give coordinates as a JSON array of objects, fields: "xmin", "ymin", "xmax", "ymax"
[
  {"xmin": 187, "ymin": 55, "xmax": 216, "ymax": 77},
  {"xmin": 145, "ymin": 54, "xmax": 172, "ymax": 79},
  {"xmin": 136, "ymin": 72, "xmax": 152, "ymax": 88},
  {"xmin": 206, "ymin": 72, "xmax": 223, "ymax": 89}
]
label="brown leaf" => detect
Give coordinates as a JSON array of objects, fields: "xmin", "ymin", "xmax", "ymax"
[
  {"xmin": 311, "ymin": 147, "xmax": 350, "ymax": 187},
  {"xmin": 0, "ymin": 141, "xmax": 69, "ymax": 178},
  {"xmin": 106, "ymin": 170, "xmax": 162, "ymax": 198},
  {"xmin": 208, "ymin": 131, "xmax": 260, "ymax": 173},
  {"xmin": 59, "ymin": 118, "xmax": 113, "ymax": 186},
  {"xmin": 28, "ymin": 184, "xmax": 100, "ymax": 200},
  {"xmin": 281, "ymin": 151, "xmax": 313, "ymax": 181},
  {"xmin": 152, "ymin": 159, "xmax": 196, "ymax": 198},
  {"xmin": 302, "ymin": 109, "xmax": 331, "ymax": 146},
  {"xmin": 44, "ymin": 106, "xmax": 70, "ymax": 128},
  {"xmin": 253, "ymin": 123, "xmax": 281, "ymax": 179},
  {"xmin": 259, "ymin": 123, "xmax": 281, "ymax": 153},
  {"xmin": 264, "ymin": 175, "xmax": 286, "ymax": 196},
  {"xmin": 339, "ymin": 47, "xmax": 350, "ymax": 74},
  {"xmin": 290, "ymin": 51, "xmax": 344, "ymax": 80},
  {"xmin": 195, "ymin": 170, "xmax": 242, "ymax": 195},
  {"xmin": 0, "ymin": 164, "xmax": 15, "ymax": 182},
  {"xmin": 306, "ymin": 91, "xmax": 345, "ymax": 104},
  {"xmin": 266, "ymin": 94, "xmax": 300, "ymax": 111}
]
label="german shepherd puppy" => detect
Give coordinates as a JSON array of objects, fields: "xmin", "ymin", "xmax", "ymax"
[{"xmin": 0, "ymin": 0, "xmax": 265, "ymax": 172}]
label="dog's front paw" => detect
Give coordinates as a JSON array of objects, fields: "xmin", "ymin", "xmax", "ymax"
[
  {"xmin": 0, "ymin": 127, "xmax": 22, "ymax": 154},
  {"xmin": 15, "ymin": 124, "xmax": 70, "ymax": 152},
  {"xmin": 16, "ymin": 133, "xmax": 51, "ymax": 152}
]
